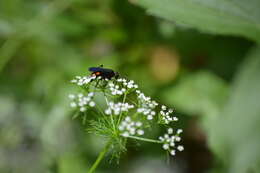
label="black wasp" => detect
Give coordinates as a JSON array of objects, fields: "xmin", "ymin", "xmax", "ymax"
[{"xmin": 88, "ymin": 65, "xmax": 119, "ymax": 80}]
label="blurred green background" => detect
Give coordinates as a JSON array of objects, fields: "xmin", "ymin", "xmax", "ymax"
[{"xmin": 1, "ymin": 0, "xmax": 260, "ymax": 173}]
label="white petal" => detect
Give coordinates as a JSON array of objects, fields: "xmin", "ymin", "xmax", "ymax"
[
  {"xmin": 89, "ymin": 101, "xmax": 95, "ymax": 107},
  {"xmin": 177, "ymin": 145, "xmax": 184, "ymax": 151},
  {"xmin": 162, "ymin": 144, "xmax": 169, "ymax": 150}
]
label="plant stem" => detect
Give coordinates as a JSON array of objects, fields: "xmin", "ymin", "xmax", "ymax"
[
  {"xmin": 127, "ymin": 135, "xmax": 163, "ymax": 144},
  {"xmin": 103, "ymin": 93, "xmax": 116, "ymax": 132},
  {"xmin": 117, "ymin": 92, "xmax": 127, "ymax": 125},
  {"xmin": 88, "ymin": 139, "xmax": 113, "ymax": 173}
]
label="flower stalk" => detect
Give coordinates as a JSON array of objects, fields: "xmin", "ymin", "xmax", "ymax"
[
  {"xmin": 88, "ymin": 139, "xmax": 113, "ymax": 173},
  {"xmin": 126, "ymin": 135, "xmax": 162, "ymax": 144}
]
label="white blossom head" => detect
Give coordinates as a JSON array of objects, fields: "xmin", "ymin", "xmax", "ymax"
[
  {"xmin": 68, "ymin": 92, "xmax": 96, "ymax": 112},
  {"xmin": 69, "ymin": 70, "xmax": 183, "ymax": 160},
  {"xmin": 159, "ymin": 128, "xmax": 184, "ymax": 156}
]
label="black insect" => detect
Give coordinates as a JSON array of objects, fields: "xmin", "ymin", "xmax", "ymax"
[{"xmin": 88, "ymin": 65, "xmax": 119, "ymax": 80}]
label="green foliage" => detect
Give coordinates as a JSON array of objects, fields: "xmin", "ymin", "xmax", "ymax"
[
  {"xmin": 134, "ymin": 0, "xmax": 260, "ymax": 42},
  {"xmin": 133, "ymin": 1, "xmax": 260, "ymax": 172},
  {"xmin": 161, "ymin": 71, "xmax": 228, "ymax": 118},
  {"xmin": 160, "ymin": 47, "xmax": 260, "ymax": 172},
  {"xmin": 1, "ymin": 0, "xmax": 260, "ymax": 172},
  {"xmin": 208, "ymin": 46, "xmax": 260, "ymax": 173}
]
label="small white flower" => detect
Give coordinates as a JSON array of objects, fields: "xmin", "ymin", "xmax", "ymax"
[
  {"xmin": 167, "ymin": 128, "xmax": 173, "ymax": 134},
  {"xmin": 119, "ymin": 117, "xmax": 145, "ymax": 137},
  {"xmin": 122, "ymin": 132, "xmax": 129, "ymax": 137},
  {"xmin": 114, "ymin": 110, "xmax": 120, "ymax": 115},
  {"xmin": 71, "ymin": 75, "xmax": 95, "ymax": 86},
  {"xmin": 112, "ymin": 91, "xmax": 117, "ymax": 95},
  {"xmin": 135, "ymin": 122, "xmax": 142, "ymax": 127},
  {"xmin": 127, "ymin": 84, "xmax": 133, "ymax": 88},
  {"xmin": 108, "ymin": 83, "xmax": 114, "ymax": 87},
  {"xmin": 170, "ymin": 142, "xmax": 175, "ymax": 147},
  {"xmin": 177, "ymin": 145, "xmax": 184, "ymax": 151},
  {"xmin": 170, "ymin": 150, "xmax": 176, "ymax": 156},
  {"xmin": 88, "ymin": 92, "xmax": 94, "ymax": 97},
  {"xmin": 147, "ymin": 115, "xmax": 153, "ymax": 120},
  {"xmin": 162, "ymin": 105, "xmax": 167, "ymax": 110},
  {"xmin": 175, "ymin": 136, "xmax": 181, "ymax": 142},
  {"xmin": 125, "ymin": 116, "xmax": 131, "ymax": 122},
  {"xmin": 69, "ymin": 92, "xmax": 96, "ymax": 112},
  {"xmin": 143, "ymin": 110, "xmax": 150, "ymax": 115},
  {"xmin": 137, "ymin": 108, "xmax": 143, "ymax": 113},
  {"xmin": 105, "ymin": 102, "xmax": 134, "ymax": 115},
  {"xmin": 71, "ymin": 79, "xmax": 77, "ymax": 83},
  {"xmin": 68, "ymin": 94, "xmax": 75, "ymax": 99},
  {"xmin": 137, "ymin": 129, "xmax": 144, "ymax": 135},
  {"xmin": 159, "ymin": 136, "xmax": 164, "ymax": 141},
  {"xmin": 159, "ymin": 128, "xmax": 183, "ymax": 156},
  {"xmin": 70, "ymin": 102, "xmax": 77, "ymax": 107},
  {"xmin": 89, "ymin": 101, "xmax": 95, "ymax": 107},
  {"xmin": 163, "ymin": 144, "xmax": 169, "ymax": 150},
  {"xmin": 80, "ymin": 107, "xmax": 86, "ymax": 112},
  {"xmin": 108, "ymin": 78, "xmax": 137, "ymax": 96},
  {"xmin": 118, "ymin": 125, "xmax": 124, "ymax": 131},
  {"xmin": 177, "ymin": 129, "xmax": 183, "ymax": 134},
  {"xmin": 105, "ymin": 109, "xmax": 112, "ymax": 115},
  {"xmin": 129, "ymin": 128, "xmax": 136, "ymax": 135}
]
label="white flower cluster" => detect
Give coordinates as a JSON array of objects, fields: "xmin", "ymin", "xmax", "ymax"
[
  {"xmin": 108, "ymin": 82, "xmax": 126, "ymax": 95},
  {"xmin": 105, "ymin": 102, "xmax": 134, "ymax": 115},
  {"xmin": 107, "ymin": 78, "xmax": 138, "ymax": 96},
  {"xmin": 159, "ymin": 128, "xmax": 184, "ymax": 156},
  {"xmin": 69, "ymin": 73, "xmax": 184, "ymax": 157},
  {"xmin": 68, "ymin": 93, "xmax": 96, "ymax": 112},
  {"xmin": 119, "ymin": 116, "xmax": 144, "ymax": 137},
  {"xmin": 117, "ymin": 78, "xmax": 138, "ymax": 89},
  {"xmin": 136, "ymin": 90, "xmax": 158, "ymax": 120},
  {"xmin": 71, "ymin": 75, "xmax": 96, "ymax": 86},
  {"xmin": 160, "ymin": 105, "xmax": 178, "ymax": 124}
]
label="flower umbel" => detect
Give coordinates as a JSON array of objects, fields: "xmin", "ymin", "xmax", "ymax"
[
  {"xmin": 159, "ymin": 128, "xmax": 184, "ymax": 156},
  {"xmin": 105, "ymin": 102, "xmax": 134, "ymax": 115},
  {"xmin": 119, "ymin": 116, "xmax": 144, "ymax": 137},
  {"xmin": 69, "ymin": 92, "xmax": 95, "ymax": 112},
  {"xmin": 69, "ymin": 70, "xmax": 184, "ymax": 171}
]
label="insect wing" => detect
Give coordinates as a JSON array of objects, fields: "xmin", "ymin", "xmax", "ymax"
[
  {"xmin": 89, "ymin": 67, "xmax": 103, "ymax": 72},
  {"xmin": 88, "ymin": 66, "xmax": 116, "ymax": 79}
]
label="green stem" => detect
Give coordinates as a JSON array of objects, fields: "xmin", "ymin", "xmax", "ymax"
[
  {"xmin": 88, "ymin": 139, "xmax": 113, "ymax": 173},
  {"xmin": 103, "ymin": 93, "xmax": 116, "ymax": 132},
  {"xmin": 117, "ymin": 92, "xmax": 127, "ymax": 125},
  {"xmin": 126, "ymin": 135, "xmax": 162, "ymax": 144}
]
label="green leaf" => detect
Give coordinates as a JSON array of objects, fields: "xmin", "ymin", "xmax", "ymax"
[
  {"xmin": 134, "ymin": 0, "xmax": 260, "ymax": 42},
  {"xmin": 161, "ymin": 71, "xmax": 229, "ymax": 119},
  {"xmin": 208, "ymin": 46, "xmax": 260, "ymax": 173}
]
